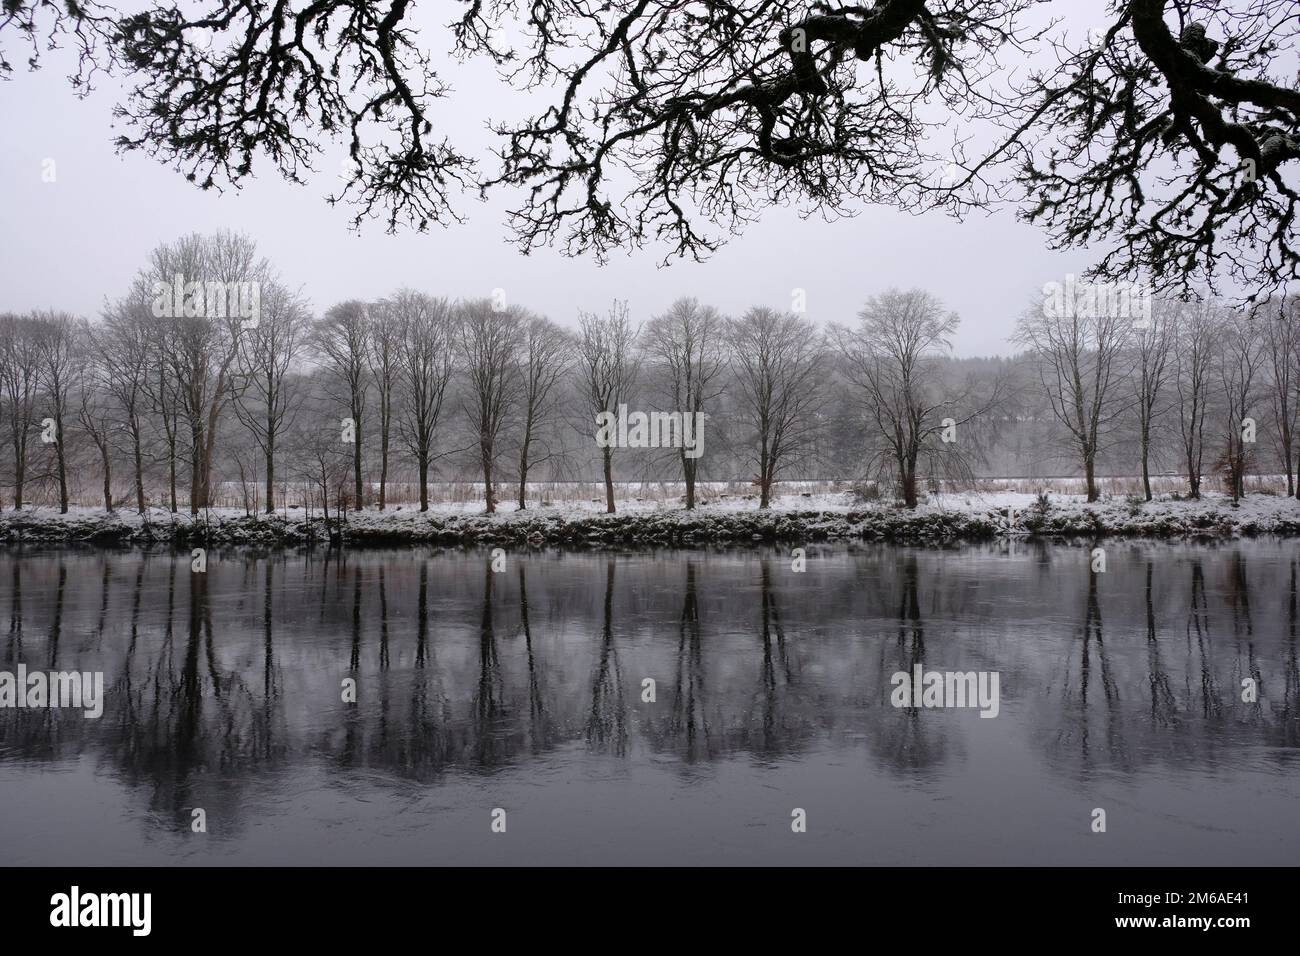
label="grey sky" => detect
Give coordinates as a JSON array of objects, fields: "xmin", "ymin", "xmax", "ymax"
[{"xmin": 0, "ymin": 29, "xmax": 1100, "ymax": 357}]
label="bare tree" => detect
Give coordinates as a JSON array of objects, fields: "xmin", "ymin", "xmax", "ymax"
[
  {"xmin": 458, "ymin": 299, "xmax": 524, "ymax": 513},
  {"xmin": 1217, "ymin": 307, "xmax": 1265, "ymax": 502},
  {"xmin": 578, "ymin": 302, "xmax": 639, "ymax": 514},
  {"xmin": 100, "ymin": 292, "xmax": 153, "ymax": 513},
  {"xmin": 1013, "ymin": 2, "xmax": 1300, "ymax": 301},
  {"xmin": 728, "ymin": 307, "xmax": 825, "ymax": 508},
  {"xmin": 295, "ymin": 417, "xmax": 351, "ymax": 530},
  {"xmin": 315, "ymin": 300, "xmax": 370, "ymax": 511},
  {"xmin": 367, "ymin": 299, "xmax": 402, "ymax": 510},
  {"xmin": 145, "ymin": 230, "xmax": 269, "ymax": 513},
  {"xmin": 391, "ymin": 290, "xmax": 455, "ymax": 512},
  {"xmin": 1262, "ymin": 296, "xmax": 1300, "ymax": 496},
  {"xmin": 1015, "ymin": 292, "xmax": 1131, "ymax": 502},
  {"xmin": 644, "ymin": 298, "xmax": 727, "ymax": 510},
  {"xmin": 516, "ymin": 315, "xmax": 573, "ymax": 510},
  {"xmin": 234, "ymin": 281, "xmax": 310, "ymax": 514},
  {"xmin": 141, "ymin": 313, "xmax": 183, "ymax": 512},
  {"xmin": 0, "ymin": 313, "xmax": 41, "ymax": 509},
  {"xmin": 77, "ymin": 323, "xmax": 116, "ymax": 512},
  {"xmin": 1172, "ymin": 300, "xmax": 1219, "ymax": 499},
  {"xmin": 12, "ymin": 0, "xmax": 1022, "ymax": 252},
  {"xmin": 1131, "ymin": 301, "xmax": 1176, "ymax": 501},
  {"xmin": 34, "ymin": 311, "xmax": 80, "ymax": 513},
  {"xmin": 18, "ymin": 2, "xmax": 1300, "ymax": 302},
  {"xmin": 836, "ymin": 290, "xmax": 983, "ymax": 509}
]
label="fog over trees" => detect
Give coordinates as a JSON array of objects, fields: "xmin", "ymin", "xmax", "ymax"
[{"xmin": 2, "ymin": 232, "xmax": 1299, "ymax": 515}]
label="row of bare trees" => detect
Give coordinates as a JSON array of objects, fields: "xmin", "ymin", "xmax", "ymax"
[
  {"xmin": 0, "ymin": 233, "xmax": 832, "ymax": 515},
  {"xmin": 1016, "ymin": 297, "xmax": 1300, "ymax": 504},
  {"xmin": 4, "ymin": 234, "xmax": 1300, "ymax": 515},
  {"xmin": 315, "ymin": 294, "xmax": 830, "ymax": 514}
]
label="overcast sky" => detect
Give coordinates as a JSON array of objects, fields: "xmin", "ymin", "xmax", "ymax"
[{"xmin": 0, "ymin": 21, "xmax": 1102, "ymax": 357}]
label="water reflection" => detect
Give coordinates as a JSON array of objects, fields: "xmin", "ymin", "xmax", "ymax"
[{"xmin": 1, "ymin": 541, "xmax": 1298, "ymax": 863}]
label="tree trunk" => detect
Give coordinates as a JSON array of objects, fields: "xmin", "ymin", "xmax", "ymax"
[
  {"xmin": 100, "ymin": 444, "xmax": 113, "ymax": 512},
  {"xmin": 55, "ymin": 414, "xmax": 68, "ymax": 513},
  {"xmin": 168, "ymin": 441, "xmax": 178, "ymax": 513},
  {"xmin": 352, "ymin": 408, "xmax": 363, "ymax": 511},
  {"xmin": 202, "ymin": 409, "xmax": 221, "ymax": 510},
  {"xmin": 1282, "ymin": 425, "xmax": 1295, "ymax": 496},
  {"xmin": 483, "ymin": 455, "xmax": 495, "ymax": 514},
  {"xmin": 132, "ymin": 422, "xmax": 145, "ymax": 514},
  {"xmin": 683, "ymin": 457, "xmax": 696, "ymax": 510},
  {"xmin": 418, "ymin": 453, "xmax": 429, "ymax": 512},
  {"xmin": 264, "ymin": 433, "xmax": 276, "ymax": 515},
  {"xmin": 901, "ymin": 457, "xmax": 919, "ymax": 510},
  {"xmin": 190, "ymin": 426, "xmax": 203, "ymax": 515},
  {"xmin": 1084, "ymin": 452, "xmax": 1098, "ymax": 502},
  {"xmin": 603, "ymin": 449, "xmax": 615, "ymax": 514},
  {"xmin": 1140, "ymin": 430, "xmax": 1152, "ymax": 501},
  {"xmin": 517, "ymin": 417, "xmax": 535, "ymax": 512},
  {"xmin": 378, "ymin": 424, "xmax": 389, "ymax": 511},
  {"xmin": 13, "ymin": 446, "xmax": 24, "ymax": 510}
]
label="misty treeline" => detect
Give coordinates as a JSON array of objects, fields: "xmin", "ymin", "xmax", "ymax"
[{"xmin": 2, "ymin": 232, "xmax": 1299, "ymax": 516}]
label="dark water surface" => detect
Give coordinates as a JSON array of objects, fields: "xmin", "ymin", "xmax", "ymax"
[{"xmin": 1, "ymin": 541, "xmax": 1297, "ymax": 865}]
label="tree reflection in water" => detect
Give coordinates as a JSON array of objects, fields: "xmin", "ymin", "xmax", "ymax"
[{"xmin": 0, "ymin": 541, "xmax": 1297, "ymax": 849}]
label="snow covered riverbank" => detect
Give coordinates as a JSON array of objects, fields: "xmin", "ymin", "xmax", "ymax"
[{"xmin": 2, "ymin": 490, "xmax": 1300, "ymax": 547}]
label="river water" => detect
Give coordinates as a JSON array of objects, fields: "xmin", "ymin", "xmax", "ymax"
[{"xmin": 1, "ymin": 541, "xmax": 1296, "ymax": 865}]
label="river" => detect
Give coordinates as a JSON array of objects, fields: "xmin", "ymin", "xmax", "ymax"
[{"xmin": 1, "ymin": 541, "xmax": 1296, "ymax": 865}]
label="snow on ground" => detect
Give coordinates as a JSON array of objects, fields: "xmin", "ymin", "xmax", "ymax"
[
  {"xmin": 2, "ymin": 485, "xmax": 1300, "ymax": 545},
  {"xmin": 0, "ymin": 486, "xmax": 1293, "ymax": 523}
]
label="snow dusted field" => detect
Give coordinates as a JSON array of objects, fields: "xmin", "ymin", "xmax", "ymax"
[{"xmin": 3, "ymin": 485, "xmax": 1300, "ymax": 546}]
